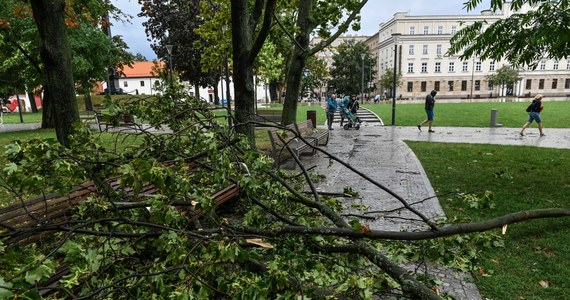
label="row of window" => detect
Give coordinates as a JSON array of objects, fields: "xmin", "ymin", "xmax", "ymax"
[
  {"xmin": 123, "ymin": 81, "xmax": 146, "ymax": 87},
  {"xmin": 406, "ymin": 61, "xmax": 492, "ymax": 73},
  {"xmin": 409, "ymin": 25, "xmax": 458, "ymax": 36},
  {"xmin": 405, "ymin": 78, "xmax": 570, "ymax": 93},
  {"xmin": 402, "ymin": 60, "xmax": 570, "ymax": 74}
]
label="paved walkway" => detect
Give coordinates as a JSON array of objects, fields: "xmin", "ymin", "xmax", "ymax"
[
  {"xmin": 0, "ymin": 123, "xmax": 42, "ymax": 133},
  {"xmin": 302, "ymin": 124, "xmax": 570, "ymax": 299}
]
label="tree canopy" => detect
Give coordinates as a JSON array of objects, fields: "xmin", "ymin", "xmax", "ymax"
[
  {"xmin": 329, "ymin": 40, "xmax": 374, "ymax": 97},
  {"xmin": 449, "ymin": 0, "xmax": 570, "ymax": 69}
]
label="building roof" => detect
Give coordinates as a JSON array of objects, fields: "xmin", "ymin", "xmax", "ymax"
[{"xmin": 121, "ymin": 61, "xmax": 164, "ymax": 78}]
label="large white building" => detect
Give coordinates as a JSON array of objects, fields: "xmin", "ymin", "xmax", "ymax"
[{"xmin": 373, "ymin": 3, "xmax": 570, "ymax": 100}]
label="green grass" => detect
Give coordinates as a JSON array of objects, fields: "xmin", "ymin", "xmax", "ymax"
[
  {"xmin": 406, "ymin": 141, "xmax": 570, "ymax": 299},
  {"xmin": 1, "ymin": 112, "xmax": 43, "ymax": 124},
  {"xmin": 363, "ymin": 100, "xmax": 570, "ymax": 128}
]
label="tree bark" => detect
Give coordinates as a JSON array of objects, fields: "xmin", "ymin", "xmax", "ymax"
[
  {"xmin": 269, "ymin": 79, "xmax": 278, "ymax": 103},
  {"xmin": 281, "ymin": 0, "xmax": 314, "ymax": 126},
  {"xmin": 26, "ymin": 92, "xmax": 39, "ymax": 113},
  {"xmin": 30, "ymin": 0, "xmax": 78, "ymax": 146},
  {"xmin": 230, "ymin": 0, "xmax": 276, "ymax": 146}
]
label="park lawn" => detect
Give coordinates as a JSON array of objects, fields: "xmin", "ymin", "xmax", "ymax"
[
  {"xmin": 407, "ymin": 141, "xmax": 570, "ymax": 300},
  {"xmin": 363, "ymin": 100, "xmax": 570, "ymax": 128}
]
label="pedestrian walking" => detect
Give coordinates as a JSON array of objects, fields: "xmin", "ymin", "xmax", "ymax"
[
  {"xmin": 326, "ymin": 93, "xmax": 338, "ymax": 130},
  {"xmin": 520, "ymin": 94, "xmax": 545, "ymax": 137},
  {"xmin": 418, "ymin": 90, "xmax": 437, "ymax": 133}
]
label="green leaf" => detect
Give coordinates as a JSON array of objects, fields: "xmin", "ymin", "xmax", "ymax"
[{"xmin": 0, "ymin": 276, "xmax": 13, "ymax": 299}]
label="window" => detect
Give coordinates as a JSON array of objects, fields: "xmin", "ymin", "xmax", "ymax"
[
  {"xmin": 554, "ymin": 60, "xmax": 559, "ymax": 70},
  {"xmin": 409, "ymin": 45, "xmax": 414, "ymax": 55},
  {"xmin": 489, "ymin": 61, "xmax": 495, "ymax": 71},
  {"xmin": 407, "ymin": 82, "xmax": 413, "ymax": 92},
  {"xmin": 423, "ymin": 26, "xmax": 429, "ymax": 35},
  {"xmin": 461, "ymin": 80, "xmax": 467, "ymax": 91},
  {"xmin": 436, "ymin": 44, "xmax": 442, "ymax": 54},
  {"xmin": 462, "ymin": 61, "xmax": 468, "ymax": 72},
  {"xmin": 140, "ymin": 81, "xmax": 145, "ymax": 87},
  {"xmin": 540, "ymin": 61, "xmax": 546, "ymax": 70},
  {"xmin": 567, "ymin": 60, "xmax": 570, "ymax": 69},
  {"xmin": 435, "ymin": 62, "xmax": 441, "ymax": 73},
  {"xmin": 565, "ymin": 78, "xmax": 570, "ymax": 89},
  {"xmin": 407, "ymin": 62, "xmax": 414, "ymax": 73},
  {"xmin": 526, "ymin": 79, "xmax": 532, "ymax": 89},
  {"xmin": 448, "ymin": 62, "xmax": 455, "ymax": 72},
  {"xmin": 421, "ymin": 62, "xmax": 428, "ymax": 73},
  {"xmin": 539, "ymin": 79, "xmax": 545, "ymax": 89},
  {"xmin": 475, "ymin": 80, "xmax": 480, "ymax": 91},
  {"xmin": 475, "ymin": 61, "xmax": 482, "ymax": 71},
  {"xmin": 422, "ymin": 45, "xmax": 428, "ymax": 54},
  {"xmin": 448, "ymin": 81, "xmax": 454, "ymax": 91},
  {"xmin": 488, "ymin": 83, "xmax": 493, "ymax": 91},
  {"xmin": 437, "ymin": 26, "xmax": 443, "ymax": 34},
  {"xmin": 552, "ymin": 79, "xmax": 558, "ymax": 89},
  {"xmin": 123, "ymin": 81, "xmax": 128, "ymax": 87},
  {"xmin": 434, "ymin": 81, "xmax": 440, "ymax": 91},
  {"xmin": 451, "ymin": 25, "xmax": 457, "ymax": 35},
  {"xmin": 421, "ymin": 81, "xmax": 427, "ymax": 92},
  {"xmin": 409, "ymin": 26, "xmax": 415, "ymax": 35}
]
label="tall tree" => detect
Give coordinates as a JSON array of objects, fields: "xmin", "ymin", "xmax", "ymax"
[
  {"xmin": 485, "ymin": 65, "xmax": 522, "ymax": 96},
  {"xmin": 29, "ymin": 0, "xmax": 77, "ymax": 146},
  {"xmin": 449, "ymin": 0, "xmax": 570, "ymax": 69},
  {"xmin": 281, "ymin": 0, "xmax": 367, "ymax": 126},
  {"xmin": 379, "ymin": 68, "xmax": 402, "ymax": 99},
  {"xmin": 139, "ymin": 0, "xmax": 219, "ymax": 99},
  {"xmin": 230, "ymin": 0, "xmax": 277, "ymax": 144},
  {"xmin": 329, "ymin": 40, "xmax": 374, "ymax": 97}
]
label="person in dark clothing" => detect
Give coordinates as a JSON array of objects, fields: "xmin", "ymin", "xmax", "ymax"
[
  {"xmin": 520, "ymin": 94, "xmax": 545, "ymax": 136},
  {"xmin": 418, "ymin": 90, "xmax": 437, "ymax": 132},
  {"xmin": 340, "ymin": 95, "xmax": 360, "ymax": 127}
]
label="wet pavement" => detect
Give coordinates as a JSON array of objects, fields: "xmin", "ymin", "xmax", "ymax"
[{"xmin": 301, "ymin": 123, "xmax": 570, "ymax": 299}]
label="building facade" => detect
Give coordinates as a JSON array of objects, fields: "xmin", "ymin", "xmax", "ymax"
[{"xmin": 375, "ymin": 3, "xmax": 570, "ymax": 100}]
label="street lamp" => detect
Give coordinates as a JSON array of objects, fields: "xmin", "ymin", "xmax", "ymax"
[
  {"xmin": 470, "ymin": 57, "xmax": 475, "ymax": 101},
  {"xmin": 165, "ymin": 44, "xmax": 174, "ymax": 89},
  {"xmin": 391, "ymin": 33, "xmax": 401, "ymax": 126},
  {"xmin": 360, "ymin": 53, "xmax": 365, "ymax": 103}
]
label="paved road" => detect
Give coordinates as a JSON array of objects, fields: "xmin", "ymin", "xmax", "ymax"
[{"xmin": 301, "ymin": 123, "xmax": 569, "ymax": 299}]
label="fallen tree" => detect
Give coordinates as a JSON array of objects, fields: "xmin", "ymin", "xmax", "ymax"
[{"xmin": 0, "ymin": 93, "xmax": 568, "ymax": 299}]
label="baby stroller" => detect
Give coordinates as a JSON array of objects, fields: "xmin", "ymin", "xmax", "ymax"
[{"xmin": 340, "ymin": 107, "xmax": 361, "ymax": 130}]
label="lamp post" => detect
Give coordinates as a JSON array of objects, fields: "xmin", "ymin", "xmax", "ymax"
[
  {"xmin": 470, "ymin": 57, "xmax": 475, "ymax": 101},
  {"xmin": 166, "ymin": 44, "xmax": 174, "ymax": 89},
  {"xmin": 360, "ymin": 53, "xmax": 365, "ymax": 103},
  {"xmin": 222, "ymin": 25, "xmax": 232, "ymax": 128},
  {"xmin": 391, "ymin": 33, "xmax": 401, "ymax": 126}
]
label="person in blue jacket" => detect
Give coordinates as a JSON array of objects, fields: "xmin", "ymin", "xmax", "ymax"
[{"xmin": 326, "ymin": 93, "xmax": 338, "ymax": 130}]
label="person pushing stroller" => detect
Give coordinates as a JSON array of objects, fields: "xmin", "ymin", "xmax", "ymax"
[{"xmin": 340, "ymin": 95, "xmax": 362, "ymax": 130}]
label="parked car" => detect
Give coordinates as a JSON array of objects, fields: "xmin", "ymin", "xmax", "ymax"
[{"xmin": 102, "ymin": 87, "xmax": 125, "ymax": 95}]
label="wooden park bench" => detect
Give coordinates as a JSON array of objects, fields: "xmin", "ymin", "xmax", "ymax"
[
  {"xmin": 267, "ymin": 120, "xmax": 329, "ymax": 160},
  {"xmin": 255, "ymin": 109, "xmax": 282, "ymax": 125},
  {"xmin": 0, "ymin": 163, "xmax": 240, "ymax": 297},
  {"xmin": 95, "ymin": 112, "xmax": 137, "ymax": 132}
]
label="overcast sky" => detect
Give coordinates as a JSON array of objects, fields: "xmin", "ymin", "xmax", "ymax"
[{"xmin": 111, "ymin": 0, "xmax": 492, "ymax": 60}]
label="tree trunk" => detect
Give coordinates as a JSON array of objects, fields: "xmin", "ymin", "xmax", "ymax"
[
  {"xmin": 40, "ymin": 87, "xmax": 55, "ymax": 128},
  {"xmin": 213, "ymin": 83, "xmax": 219, "ymax": 105},
  {"xmin": 84, "ymin": 88, "xmax": 93, "ymax": 111},
  {"xmin": 194, "ymin": 84, "xmax": 200, "ymax": 99},
  {"xmin": 269, "ymin": 79, "xmax": 278, "ymax": 103},
  {"xmin": 26, "ymin": 91, "xmax": 39, "ymax": 113},
  {"xmin": 230, "ymin": 0, "xmax": 256, "ymax": 145},
  {"xmin": 281, "ymin": 0, "xmax": 315, "ymax": 126},
  {"xmin": 30, "ymin": 0, "xmax": 78, "ymax": 146}
]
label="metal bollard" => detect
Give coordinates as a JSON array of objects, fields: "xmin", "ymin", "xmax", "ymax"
[{"xmin": 490, "ymin": 109, "xmax": 503, "ymax": 127}]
